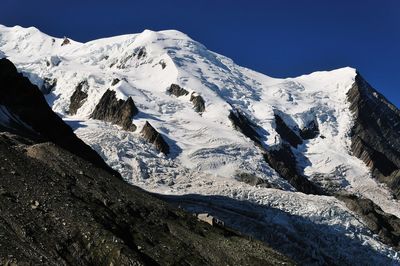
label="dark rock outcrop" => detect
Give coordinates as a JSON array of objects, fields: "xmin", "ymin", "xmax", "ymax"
[
  {"xmin": 111, "ymin": 78, "xmax": 120, "ymax": 86},
  {"xmin": 347, "ymin": 74, "xmax": 400, "ymax": 197},
  {"xmin": 68, "ymin": 80, "xmax": 88, "ymax": 115},
  {"xmin": 40, "ymin": 77, "xmax": 57, "ymax": 94},
  {"xmin": 191, "ymin": 92, "xmax": 206, "ymax": 113},
  {"xmin": 90, "ymin": 89, "xmax": 138, "ymax": 131},
  {"xmin": 135, "ymin": 46, "xmax": 147, "ymax": 59},
  {"xmin": 159, "ymin": 59, "xmax": 167, "ymax": 69},
  {"xmin": 337, "ymin": 193, "xmax": 400, "ymax": 249},
  {"xmin": 274, "ymin": 114, "xmax": 303, "ymax": 147},
  {"xmin": 263, "ymin": 144, "xmax": 323, "ymax": 195},
  {"xmin": 168, "ymin": 83, "xmax": 189, "ymax": 97},
  {"xmin": 300, "ymin": 119, "xmax": 319, "ymax": 140},
  {"xmin": 61, "ymin": 37, "xmax": 70, "ymax": 46},
  {"xmin": 236, "ymin": 172, "xmax": 272, "ymax": 188},
  {"xmin": 140, "ymin": 121, "xmax": 170, "ymax": 154},
  {"xmin": 0, "ymin": 58, "xmax": 114, "ymax": 175},
  {"xmin": 229, "ymin": 109, "xmax": 263, "ymax": 147}
]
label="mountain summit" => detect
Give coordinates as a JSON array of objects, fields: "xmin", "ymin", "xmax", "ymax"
[{"xmin": 1, "ymin": 25, "xmax": 400, "ymax": 264}]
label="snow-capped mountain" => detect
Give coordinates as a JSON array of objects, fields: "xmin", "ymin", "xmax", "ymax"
[
  {"xmin": 0, "ymin": 57, "xmax": 293, "ymax": 265},
  {"xmin": 1, "ymin": 24, "xmax": 400, "ymax": 265}
]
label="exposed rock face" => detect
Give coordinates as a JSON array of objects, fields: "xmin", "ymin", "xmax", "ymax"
[
  {"xmin": 228, "ymin": 109, "xmax": 319, "ymax": 194},
  {"xmin": 235, "ymin": 172, "xmax": 272, "ymax": 188},
  {"xmin": 40, "ymin": 77, "xmax": 57, "ymax": 94},
  {"xmin": 68, "ymin": 80, "xmax": 88, "ymax": 115},
  {"xmin": 140, "ymin": 121, "xmax": 170, "ymax": 154},
  {"xmin": 90, "ymin": 89, "xmax": 138, "ymax": 131},
  {"xmin": 61, "ymin": 37, "xmax": 70, "ymax": 46},
  {"xmin": 0, "ymin": 133, "xmax": 293, "ymax": 266},
  {"xmin": 168, "ymin": 83, "xmax": 189, "ymax": 97},
  {"xmin": 337, "ymin": 193, "xmax": 400, "ymax": 249},
  {"xmin": 300, "ymin": 119, "xmax": 319, "ymax": 140},
  {"xmin": 347, "ymin": 74, "xmax": 400, "ymax": 197},
  {"xmin": 191, "ymin": 92, "xmax": 206, "ymax": 113},
  {"xmin": 263, "ymin": 144, "xmax": 323, "ymax": 195},
  {"xmin": 229, "ymin": 109, "xmax": 263, "ymax": 147},
  {"xmin": 135, "ymin": 46, "xmax": 147, "ymax": 59},
  {"xmin": 0, "ymin": 58, "xmax": 114, "ymax": 174},
  {"xmin": 111, "ymin": 78, "xmax": 120, "ymax": 86},
  {"xmin": 274, "ymin": 114, "xmax": 303, "ymax": 147},
  {"xmin": 159, "ymin": 59, "xmax": 167, "ymax": 69}
]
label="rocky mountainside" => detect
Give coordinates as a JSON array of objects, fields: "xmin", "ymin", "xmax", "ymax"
[
  {"xmin": 347, "ymin": 74, "xmax": 400, "ymax": 198},
  {"xmin": 0, "ymin": 58, "xmax": 292, "ymax": 265},
  {"xmin": 0, "ymin": 58, "xmax": 113, "ymax": 175},
  {"xmin": 1, "ymin": 24, "xmax": 400, "ymax": 264}
]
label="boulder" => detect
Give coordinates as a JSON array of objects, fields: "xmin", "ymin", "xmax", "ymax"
[{"xmin": 235, "ymin": 172, "xmax": 272, "ymax": 188}]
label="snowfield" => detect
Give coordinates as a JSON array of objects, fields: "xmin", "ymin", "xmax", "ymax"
[{"xmin": 1, "ymin": 24, "xmax": 400, "ymax": 264}]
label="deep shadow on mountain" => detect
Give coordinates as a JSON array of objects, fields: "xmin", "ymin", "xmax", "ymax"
[
  {"xmin": 158, "ymin": 193, "xmax": 398, "ymax": 266},
  {"xmin": 0, "ymin": 58, "xmax": 116, "ymax": 176}
]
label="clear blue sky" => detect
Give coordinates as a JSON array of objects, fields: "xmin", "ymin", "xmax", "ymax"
[{"xmin": 1, "ymin": 0, "xmax": 399, "ymax": 106}]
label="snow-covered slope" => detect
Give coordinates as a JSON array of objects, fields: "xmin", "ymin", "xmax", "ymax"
[{"xmin": 1, "ymin": 24, "xmax": 400, "ymax": 264}]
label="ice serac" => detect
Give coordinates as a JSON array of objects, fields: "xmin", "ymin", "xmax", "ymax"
[
  {"xmin": 348, "ymin": 74, "xmax": 400, "ymax": 197},
  {"xmin": 0, "ymin": 58, "xmax": 114, "ymax": 174},
  {"xmin": 90, "ymin": 89, "xmax": 138, "ymax": 131}
]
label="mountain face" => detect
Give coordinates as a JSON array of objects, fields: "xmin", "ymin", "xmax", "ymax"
[
  {"xmin": 0, "ymin": 58, "xmax": 292, "ymax": 265},
  {"xmin": 1, "ymin": 24, "xmax": 400, "ymax": 264},
  {"xmin": 347, "ymin": 74, "xmax": 400, "ymax": 198}
]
